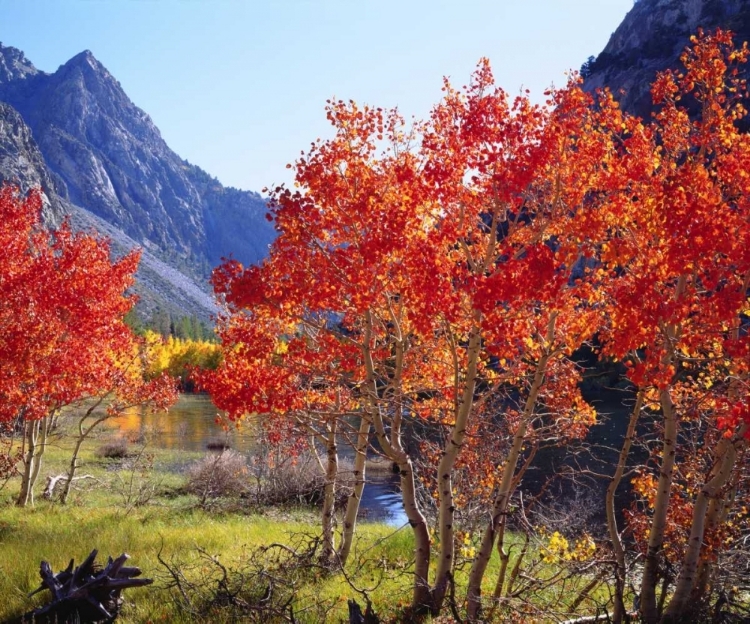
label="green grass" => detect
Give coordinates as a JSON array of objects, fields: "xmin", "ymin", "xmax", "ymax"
[
  {"xmin": 0, "ymin": 415, "xmax": 421, "ymax": 622},
  {"xmin": 0, "ymin": 412, "xmax": 611, "ymax": 622},
  {"xmin": 0, "ymin": 503, "xmax": 418, "ymax": 622}
]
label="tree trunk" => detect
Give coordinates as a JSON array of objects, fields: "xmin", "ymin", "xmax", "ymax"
[
  {"xmin": 640, "ymin": 275, "xmax": 686, "ymax": 623},
  {"xmin": 363, "ymin": 310, "xmax": 432, "ymax": 614},
  {"xmin": 606, "ymin": 390, "xmax": 643, "ymax": 623},
  {"xmin": 61, "ymin": 402, "xmax": 106, "ymax": 504},
  {"xmin": 433, "ymin": 324, "xmax": 482, "ymax": 612},
  {"xmin": 17, "ymin": 418, "xmax": 39, "ymax": 507},
  {"xmin": 17, "ymin": 416, "xmax": 50, "ymax": 507},
  {"xmin": 320, "ymin": 421, "xmax": 338, "ymax": 566},
  {"xmin": 691, "ymin": 468, "xmax": 738, "ymax": 604},
  {"xmin": 60, "ymin": 434, "xmax": 86, "ymax": 505},
  {"xmin": 338, "ymin": 416, "xmax": 370, "ymax": 567},
  {"xmin": 466, "ymin": 343, "xmax": 550, "ymax": 621},
  {"xmin": 663, "ymin": 429, "xmax": 744, "ymax": 621},
  {"xmin": 640, "ymin": 387, "xmax": 679, "ymax": 623},
  {"xmin": 484, "ymin": 529, "xmax": 512, "ymax": 622}
]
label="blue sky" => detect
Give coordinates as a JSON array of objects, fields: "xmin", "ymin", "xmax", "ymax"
[{"xmin": 0, "ymin": 0, "xmax": 633, "ymax": 192}]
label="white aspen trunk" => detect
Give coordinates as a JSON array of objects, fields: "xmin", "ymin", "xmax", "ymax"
[
  {"xmin": 320, "ymin": 422, "xmax": 338, "ymax": 566},
  {"xmin": 29, "ymin": 415, "xmax": 50, "ymax": 490},
  {"xmin": 362, "ymin": 310, "xmax": 432, "ymax": 613},
  {"xmin": 17, "ymin": 416, "xmax": 49, "ymax": 507},
  {"xmin": 60, "ymin": 434, "xmax": 86, "ymax": 505},
  {"xmin": 692, "ymin": 471, "xmax": 737, "ymax": 604},
  {"xmin": 16, "ymin": 418, "xmax": 39, "ymax": 507},
  {"xmin": 337, "ymin": 416, "xmax": 370, "ymax": 567},
  {"xmin": 492, "ymin": 537, "xmax": 511, "ymax": 601},
  {"xmin": 484, "ymin": 527, "xmax": 511, "ymax": 622},
  {"xmin": 640, "ymin": 387, "xmax": 679, "ymax": 624},
  {"xmin": 663, "ymin": 430, "xmax": 744, "ymax": 621},
  {"xmin": 640, "ymin": 275, "xmax": 686, "ymax": 623},
  {"xmin": 433, "ymin": 324, "xmax": 482, "ymax": 612},
  {"xmin": 61, "ymin": 411, "xmax": 106, "ymax": 505},
  {"xmin": 606, "ymin": 390, "xmax": 643, "ymax": 623},
  {"xmin": 466, "ymin": 343, "xmax": 551, "ymax": 621}
]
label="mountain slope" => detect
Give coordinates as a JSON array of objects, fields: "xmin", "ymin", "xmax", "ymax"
[
  {"xmin": 584, "ymin": 0, "xmax": 750, "ymax": 116},
  {"xmin": 0, "ymin": 101, "xmax": 64, "ymax": 224},
  {"xmin": 0, "ymin": 43, "xmax": 274, "ymax": 278},
  {"xmin": 0, "ymin": 42, "xmax": 276, "ymax": 322},
  {"xmin": 0, "ymin": 100, "xmax": 217, "ymax": 320}
]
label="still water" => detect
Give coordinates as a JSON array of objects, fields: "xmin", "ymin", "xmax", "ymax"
[
  {"xmin": 108, "ymin": 393, "xmax": 635, "ymax": 528},
  {"xmin": 108, "ymin": 395, "xmax": 408, "ymax": 526}
]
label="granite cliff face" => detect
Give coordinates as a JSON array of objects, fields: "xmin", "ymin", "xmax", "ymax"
[
  {"xmin": 0, "ymin": 102, "xmax": 65, "ymax": 224},
  {"xmin": 585, "ymin": 0, "xmax": 750, "ymax": 116},
  {"xmin": 0, "ymin": 42, "xmax": 276, "ymax": 321}
]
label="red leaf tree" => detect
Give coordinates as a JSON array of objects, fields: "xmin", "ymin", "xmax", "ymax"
[
  {"xmin": 204, "ymin": 61, "xmax": 626, "ymax": 616},
  {"xmin": 594, "ymin": 30, "xmax": 750, "ymax": 623},
  {"xmin": 0, "ymin": 186, "xmax": 177, "ymax": 507}
]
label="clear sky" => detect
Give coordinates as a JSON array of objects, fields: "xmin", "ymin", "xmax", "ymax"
[{"xmin": 0, "ymin": 0, "xmax": 634, "ymax": 192}]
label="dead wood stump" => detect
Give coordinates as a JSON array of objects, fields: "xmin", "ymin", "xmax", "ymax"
[{"xmin": 8, "ymin": 549, "xmax": 152, "ymax": 624}]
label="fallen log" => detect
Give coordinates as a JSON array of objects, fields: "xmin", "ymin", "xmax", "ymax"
[
  {"xmin": 43, "ymin": 474, "xmax": 98, "ymax": 500},
  {"xmin": 7, "ymin": 549, "xmax": 152, "ymax": 623}
]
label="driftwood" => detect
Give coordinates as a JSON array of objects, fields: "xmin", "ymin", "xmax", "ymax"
[
  {"xmin": 9, "ymin": 549, "xmax": 152, "ymax": 624},
  {"xmin": 43, "ymin": 474, "xmax": 98, "ymax": 500}
]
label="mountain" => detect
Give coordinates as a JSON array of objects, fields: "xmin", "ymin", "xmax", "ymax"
[
  {"xmin": 584, "ymin": 0, "xmax": 750, "ymax": 117},
  {"xmin": 0, "ymin": 101, "xmax": 216, "ymax": 320},
  {"xmin": 0, "ymin": 43, "xmax": 276, "ymax": 321},
  {"xmin": 0, "ymin": 101, "xmax": 65, "ymax": 224}
]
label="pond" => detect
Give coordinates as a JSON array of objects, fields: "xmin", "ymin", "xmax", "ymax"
[
  {"xmin": 108, "ymin": 395, "xmax": 408, "ymax": 526},
  {"xmin": 107, "ymin": 391, "xmax": 636, "ymax": 529}
]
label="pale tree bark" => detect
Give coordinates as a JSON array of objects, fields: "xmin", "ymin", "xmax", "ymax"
[
  {"xmin": 337, "ymin": 416, "xmax": 370, "ymax": 567},
  {"xmin": 606, "ymin": 390, "xmax": 644, "ymax": 623},
  {"xmin": 319, "ymin": 420, "xmax": 338, "ymax": 566},
  {"xmin": 60, "ymin": 399, "xmax": 107, "ymax": 505},
  {"xmin": 16, "ymin": 418, "xmax": 39, "ymax": 507},
  {"xmin": 432, "ymin": 206, "xmax": 502, "ymax": 613},
  {"xmin": 17, "ymin": 414, "xmax": 51, "ymax": 507},
  {"xmin": 487, "ymin": 439, "xmax": 538, "ymax": 617},
  {"xmin": 687, "ymin": 291, "xmax": 750, "ymax": 606},
  {"xmin": 363, "ymin": 309, "xmax": 432, "ymax": 613},
  {"xmin": 466, "ymin": 313, "xmax": 556, "ymax": 621},
  {"xmin": 663, "ymin": 426, "xmax": 746, "ymax": 622},
  {"xmin": 433, "ymin": 322, "xmax": 483, "ymax": 611},
  {"xmin": 691, "ymin": 467, "xmax": 739, "ymax": 604},
  {"xmin": 640, "ymin": 387, "xmax": 679, "ymax": 624},
  {"xmin": 640, "ymin": 275, "xmax": 686, "ymax": 624}
]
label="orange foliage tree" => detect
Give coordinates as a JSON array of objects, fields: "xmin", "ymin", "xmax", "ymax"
[
  {"xmin": 205, "ymin": 61, "xmax": 630, "ymax": 616},
  {"xmin": 206, "ymin": 30, "xmax": 750, "ymax": 622},
  {"xmin": 0, "ymin": 186, "xmax": 176, "ymax": 507},
  {"xmin": 593, "ymin": 30, "xmax": 750, "ymax": 623}
]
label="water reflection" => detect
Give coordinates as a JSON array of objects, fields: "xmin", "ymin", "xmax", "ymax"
[{"xmin": 108, "ymin": 395, "xmax": 406, "ymax": 525}]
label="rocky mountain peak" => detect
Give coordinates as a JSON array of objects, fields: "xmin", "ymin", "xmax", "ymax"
[
  {"xmin": 0, "ymin": 42, "xmax": 275, "ymax": 321},
  {"xmin": 60, "ymin": 49, "xmax": 114, "ymax": 82},
  {"xmin": 0, "ymin": 43, "xmax": 38, "ymax": 83}
]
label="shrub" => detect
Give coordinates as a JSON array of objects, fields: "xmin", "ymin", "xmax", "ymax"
[
  {"xmin": 95, "ymin": 438, "xmax": 130, "ymax": 459},
  {"xmin": 186, "ymin": 450, "xmax": 249, "ymax": 502},
  {"xmin": 247, "ymin": 449, "xmax": 354, "ymax": 508}
]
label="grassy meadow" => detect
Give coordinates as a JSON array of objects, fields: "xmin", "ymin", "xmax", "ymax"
[
  {"xmin": 0, "ymin": 408, "xmax": 612, "ymax": 623},
  {"xmin": 0, "ymin": 412, "xmax": 419, "ymax": 622}
]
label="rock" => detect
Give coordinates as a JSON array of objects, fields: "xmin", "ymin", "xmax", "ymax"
[{"xmin": 584, "ymin": 0, "xmax": 750, "ymax": 117}]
